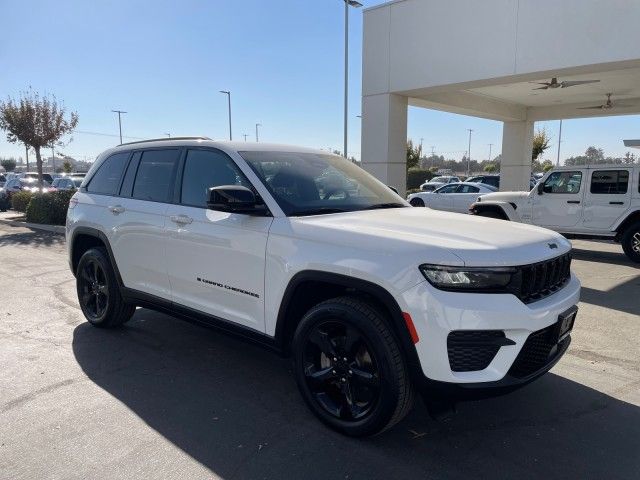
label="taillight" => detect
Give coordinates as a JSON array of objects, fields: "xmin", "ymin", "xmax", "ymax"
[{"xmin": 68, "ymin": 197, "xmax": 78, "ymax": 209}]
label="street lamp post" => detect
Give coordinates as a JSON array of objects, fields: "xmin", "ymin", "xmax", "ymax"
[
  {"xmin": 466, "ymin": 129, "xmax": 474, "ymax": 176},
  {"xmin": 219, "ymin": 90, "xmax": 232, "ymax": 141},
  {"xmin": 342, "ymin": 0, "xmax": 363, "ymax": 158},
  {"xmin": 111, "ymin": 110, "xmax": 127, "ymax": 145},
  {"xmin": 488, "ymin": 143, "xmax": 493, "ymax": 162},
  {"xmin": 255, "ymin": 123, "xmax": 262, "ymax": 142},
  {"xmin": 556, "ymin": 119, "xmax": 563, "ymax": 166},
  {"xmin": 165, "ymin": 132, "xmax": 171, "ymax": 138}
]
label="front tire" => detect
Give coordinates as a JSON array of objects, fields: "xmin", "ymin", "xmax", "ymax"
[
  {"xmin": 76, "ymin": 247, "xmax": 135, "ymax": 327},
  {"xmin": 621, "ymin": 222, "xmax": 640, "ymax": 263},
  {"xmin": 410, "ymin": 198, "xmax": 425, "ymax": 207},
  {"xmin": 292, "ymin": 296, "xmax": 414, "ymax": 436}
]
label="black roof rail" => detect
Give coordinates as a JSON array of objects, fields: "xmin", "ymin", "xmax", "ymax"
[{"xmin": 118, "ymin": 136, "xmax": 212, "ymax": 147}]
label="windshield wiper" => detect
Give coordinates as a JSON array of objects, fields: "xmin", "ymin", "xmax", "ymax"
[
  {"xmin": 288, "ymin": 207, "xmax": 350, "ymax": 217},
  {"xmin": 360, "ymin": 202, "xmax": 407, "ymax": 211}
]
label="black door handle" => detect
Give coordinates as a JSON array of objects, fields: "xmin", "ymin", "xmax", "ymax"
[
  {"xmin": 609, "ymin": 201, "xmax": 624, "ymax": 205},
  {"xmin": 567, "ymin": 200, "xmax": 580, "ymax": 204}
]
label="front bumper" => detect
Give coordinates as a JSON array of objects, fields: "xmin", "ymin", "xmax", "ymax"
[{"xmin": 399, "ymin": 273, "xmax": 580, "ymax": 393}]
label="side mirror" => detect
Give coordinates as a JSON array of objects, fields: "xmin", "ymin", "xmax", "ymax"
[
  {"xmin": 537, "ymin": 183, "xmax": 544, "ymax": 195},
  {"xmin": 207, "ymin": 185, "xmax": 266, "ymax": 215}
]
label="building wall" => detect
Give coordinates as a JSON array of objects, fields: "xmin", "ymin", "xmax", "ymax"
[{"xmin": 364, "ymin": 0, "xmax": 640, "ymax": 96}]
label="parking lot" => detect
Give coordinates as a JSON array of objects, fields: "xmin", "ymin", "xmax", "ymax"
[{"xmin": 0, "ymin": 222, "xmax": 638, "ymax": 480}]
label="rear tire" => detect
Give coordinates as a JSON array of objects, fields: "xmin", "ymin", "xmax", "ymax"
[
  {"xmin": 76, "ymin": 247, "xmax": 135, "ymax": 328},
  {"xmin": 410, "ymin": 198, "xmax": 425, "ymax": 207},
  {"xmin": 292, "ymin": 296, "xmax": 414, "ymax": 436},
  {"xmin": 621, "ymin": 222, "xmax": 640, "ymax": 263}
]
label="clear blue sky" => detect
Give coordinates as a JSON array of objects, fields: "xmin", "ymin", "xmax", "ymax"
[{"xmin": 1, "ymin": 0, "xmax": 639, "ymax": 163}]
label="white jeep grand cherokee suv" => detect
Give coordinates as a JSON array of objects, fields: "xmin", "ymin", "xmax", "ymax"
[{"xmin": 67, "ymin": 138, "xmax": 580, "ymax": 436}]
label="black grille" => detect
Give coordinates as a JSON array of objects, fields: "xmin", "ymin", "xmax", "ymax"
[
  {"xmin": 509, "ymin": 325, "xmax": 569, "ymax": 378},
  {"xmin": 516, "ymin": 253, "xmax": 571, "ymax": 304},
  {"xmin": 447, "ymin": 330, "xmax": 506, "ymax": 372}
]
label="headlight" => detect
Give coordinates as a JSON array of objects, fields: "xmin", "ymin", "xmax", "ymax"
[{"xmin": 419, "ymin": 264, "xmax": 517, "ymax": 292}]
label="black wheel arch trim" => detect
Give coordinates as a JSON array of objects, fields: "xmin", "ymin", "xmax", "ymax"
[
  {"xmin": 69, "ymin": 227, "xmax": 125, "ymax": 287},
  {"xmin": 274, "ymin": 270, "xmax": 424, "ymax": 379}
]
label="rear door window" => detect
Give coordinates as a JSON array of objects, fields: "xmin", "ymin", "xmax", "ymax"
[
  {"xmin": 590, "ymin": 170, "xmax": 629, "ymax": 194},
  {"xmin": 86, "ymin": 152, "xmax": 130, "ymax": 195},
  {"xmin": 132, "ymin": 149, "xmax": 181, "ymax": 203}
]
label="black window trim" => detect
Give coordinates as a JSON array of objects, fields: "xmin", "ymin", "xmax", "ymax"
[{"xmin": 590, "ymin": 169, "xmax": 630, "ymax": 195}]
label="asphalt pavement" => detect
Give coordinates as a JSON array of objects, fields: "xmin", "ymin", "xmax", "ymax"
[{"xmin": 0, "ymin": 222, "xmax": 639, "ymax": 480}]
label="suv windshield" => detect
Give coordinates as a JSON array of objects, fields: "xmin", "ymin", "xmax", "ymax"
[{"xmin": 240, "ymin": 151, "xmax": 405, "ymax": 216}]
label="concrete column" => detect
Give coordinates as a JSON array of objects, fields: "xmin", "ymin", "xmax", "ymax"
[
  {"xmin": 361, "ymin": 93, "xmax": 408, "ymax": 196},
  {"xmin": 500, "ymin": 120, "xmax": 535, "ymax": 191}
]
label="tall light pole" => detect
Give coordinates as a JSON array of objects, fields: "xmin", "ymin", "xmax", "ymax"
[
  {"xmin": 466, "ymin": 129, "xmax": 474, "ymax": 175},
  {"xmin": 556, "ymin": 119, "xmax": 563, "ymax": 166},
  {"xmin": 165, "ymin": 132, "xmax": 171, "ymax": 138},
  {"xmin": 243, "ymin": 133, "xmax": 249, "ymax": 142},
  {"xmin": 431, "ymin": 146, "xmax": 436, "ymax": 169},
  {"xmin": 111, "ymin": 110, "xmax": 127, "ymax": 145},
  {"xmin": 219, "ymin": 90, "xmax": 232, "ymax": 141},
  {"xmin": 488, "ymin": 143, "xmax": 493, "ymax": 162},
  {"xmin": 342, "ymin": 0, "xmax": 363, "ymax": 158},
  {"xmin": 25, "ymin": 143, "xmax": 29, "ymax": 171},
  {"xmin": 255, "ymin": 123, "xmax": 262, "ymax": 142}
]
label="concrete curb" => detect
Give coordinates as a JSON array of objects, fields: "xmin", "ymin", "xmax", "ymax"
[{"xmin": 0, "ymin": 217, "xmax": 65, "ymax": 235}]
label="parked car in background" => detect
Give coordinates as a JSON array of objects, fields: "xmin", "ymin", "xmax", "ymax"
[
  {"xmin": 466, "ymin": 174, "xmax": 501, "ymax": 189},
  {"xmin": 0, "ymin": 185, "xmax": 8, "ymax": 211},
  {"xmin": 408, "ymin": 182, "xmax": 497, "ymax": 213},
  {"xmin": 0, "ymin": 174, "xmax": 6, "ymax": 186},
  {"xmin": 470, "ymin": 165, "xmax": 640, "ymax": 262},
  {"xmin": 4, "ymin": 178, "xmax": 53, "ymax": 200},
  {"xmin": 50, "ymin": 177, "xmax": 82, "ymax": 191},
  {"xmin": 419, "ymin": 175, "xmax": 460, "ymax": 192},
  {"xmin": 19, "ymin": 172, "xmax": 54, "ymax": 184}
]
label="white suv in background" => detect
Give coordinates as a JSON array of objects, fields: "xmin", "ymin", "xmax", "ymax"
[
  {"xmin": 471, "ymin": 165, "xmax": 640, "ymax": 263},
  {"xmin": 67, "ymin": 138, "xmax": 580, "ymax": 436}
]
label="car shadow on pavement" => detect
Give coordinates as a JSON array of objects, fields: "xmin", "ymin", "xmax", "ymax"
[
  {"xmin": 0, "ymin": 225, "xmax": 64, "ymax": 248},
  {"xmin": 73, "ymin": 309, "xmax": 640, "ymax": 480},
  {"xmin": 571, "ymin": 246, "xmax": 634, "ymax": 268}
]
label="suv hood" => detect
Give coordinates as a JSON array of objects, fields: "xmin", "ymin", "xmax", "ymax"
[
  {"xmin": 290, "ymin": 207, "xmax": 570, "ymax": 267},
  {"xmin": 478, "ymin": 191, "xmax": 530, "ymax": 202}
]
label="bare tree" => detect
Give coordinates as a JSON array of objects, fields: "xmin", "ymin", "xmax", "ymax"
[{"xmin": 0, "ymin": 89, "xmax": 78, "ymax": 187}]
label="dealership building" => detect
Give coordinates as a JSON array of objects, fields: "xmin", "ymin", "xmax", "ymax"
[{"xmin": 360, "ymin": 0, "xmax": 640, "ymax": 195}]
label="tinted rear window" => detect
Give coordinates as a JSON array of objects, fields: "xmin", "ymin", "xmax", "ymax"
[
  {"xmin": 87, "ymin": 153, "xmax": 130, "ymax": 195},
  {"xmin": 132, "ymin": 149, "xmax": 180, "ymax": 203},
  {"xmin": 590, "ymin": 170, "xmax": 629, "ymax": 195}
]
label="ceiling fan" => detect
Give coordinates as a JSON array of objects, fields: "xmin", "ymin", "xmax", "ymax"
[
  {"xmin": 578, "ymin": 93, "xmax": 634, "ymax": 110},
  {"xmin": 531, "ymin": 77, "xmax": 600, "ymax": 90}
]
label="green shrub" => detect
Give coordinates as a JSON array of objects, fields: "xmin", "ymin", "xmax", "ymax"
[
  {"xmin": 11, "ymin": 191, "xmax": 33, "ymax": 212},
  {"xmin": 26, "ymin": 190, "xmax": 75, "ymax": 225},
  {"xmin": 406, "ymin": 168, "xmax": 433, "ymax": 190}
]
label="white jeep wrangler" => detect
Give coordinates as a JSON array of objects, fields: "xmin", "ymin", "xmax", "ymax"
[
  {"xmin": 67, "ymin": 138, "xmax": 580, "ymax": 436},
  {"xmin": 471, "ymin": 165, "xmax": 640, "ymax": 263}
]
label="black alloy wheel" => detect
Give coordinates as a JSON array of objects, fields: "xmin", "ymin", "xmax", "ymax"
[
  {"xmin": 76, "ymin": 247, "xmax": 135, "ymax": 327},
  {"xmin": 302, "ymin": 320, "xmax": 381, "ymax": 421},
  {"xmin": 293, "ymin": 297, "xmax": 414, "ymax": 436},
  {"xmin": 78, "ymin": 258, "xmax": 109, "ymax": 320}
]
